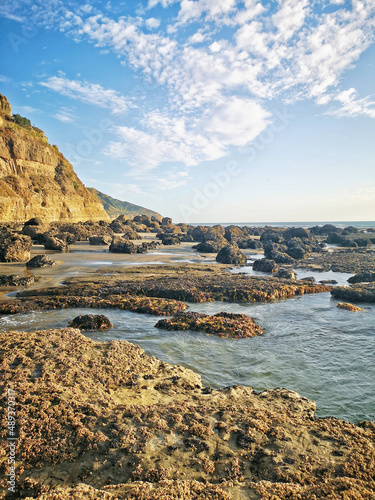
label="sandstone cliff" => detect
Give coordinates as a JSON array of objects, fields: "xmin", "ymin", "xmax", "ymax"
[{"xmin": 0, "ymin": 94, "xmax": 109, "ymax": 223}]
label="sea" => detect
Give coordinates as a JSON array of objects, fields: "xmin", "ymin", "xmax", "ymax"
[{"xmin": 0, "ymin": 221, "xmax": 374, "ymax": 423}]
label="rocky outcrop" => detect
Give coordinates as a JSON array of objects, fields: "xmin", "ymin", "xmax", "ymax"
[
  {"xmin": 216, "ymin": 244, "xmax": 247, "ymax": 265},
  {"xmin": 89, "ymin": 235, "xmax": 112, "ymax": 245},
  {"xmin": 0, "ymin": 229, "xmax": 32, "ymax": 262},
  {"xmin": 68, "ymin": 314, "xmax": 113, "ymax": 331},
  {"xmin": 193, "ymin": 237, "xmax": 227, "ymax": 253},
  {"xmin": 0, "ymin": 93, "xmax": 109, "ymax": 223},
  {"xmin": 0, "ymin": 274, "xmax": 35, "ymax": 287},
  {"xmin": 1, "ymin": 327, "xmax": 374, "ymax": 500}
]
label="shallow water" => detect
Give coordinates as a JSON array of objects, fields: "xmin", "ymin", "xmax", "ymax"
[{"xmin": 1, "ymin": 289, "xmax": 374, "ymax": 423}]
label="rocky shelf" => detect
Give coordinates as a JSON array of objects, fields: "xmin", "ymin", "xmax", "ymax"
[{"xmin": 0, "ymin": 328, "xmax": 374, "ymax": 499}]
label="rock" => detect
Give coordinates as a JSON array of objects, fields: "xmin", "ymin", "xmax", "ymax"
[
  {"xmin": 26, "ymin": 255, "xmax": 57, "ymax": 268},
  {"xmin": 283, "ymin": 227, "xmax": 310, "ymax": 239},
  {"xmin": 162, "ymin": 217, "xmax": 172, "ymax": 226},
  {"xmin": 123, "ymin": 227, "xmax": 142, "ymax": 240},
  {"xmin": 300, "ymin": 276, "xmax": 317, "ymax": 283},
  {"xmin": 157, "ymin": 234, "xmax": 181, "ymax": 245},
  {"xmin": 136, "ymin": 242, "xmax": 148, "ymax": 254},
  {"xmin": 260, "ymin": 230, "xmax": 283, "ymax": 243},
  {"xmin": 331, "ymin": 283, "xmax": 375, "ymax": 303},
  {"xmin": 43, "ymin": 235, "xmax": 68, "ymax": 252},
  {"xmin": 275, "ymin": 268, "xmax": 296, "ymax": 279},
  {"xmin": 0, "ymin": 93, "xmax": 12, "ymax": 116},
  {"xmin": 110, "ymin": 220, "xmax": 128, "ymax": 233},
  {"xmin": 337, "ymin": 302, "xmax": 364, "ymax": 312},
  {"xmin": 22, "ymin": 223, "xmax": 50, "ymax": 241},
  {"xmin": 0, "ymin": 274, "xmax": 35, "ymax": 287},
  {"xmin": 89, "ymin": 235, "xmax": 112, "ymax": 245},
  {"xmin": 253, "ymin": 258, "xmax": 279, "ymax": 273},
  {"xmin": 164, "ymin": 225, "xmax": 183, "ymax": 235},
  {"xmin": 155, "ymin": 311, "xmax": 264, "ymax": 338},
  {"xmin": 310, "ymin": 224, "xmax": 339, "ymax": 235},
  {"xmin": 109, "ymin": 237, "xmax": 137, "ymax": 254},
  {"xmin": 224, "ymin": 225, "xmax": 244, "ymax": 243},
  {"xmin": 320, "ymin": 279, "xmax": 338, "ymax": 284},
  {"xmin": 263, "ymin": 242, "xmax": 295, "ymax": 264},
  {"xmin": 0, "ymin": 231, "xmax": 32, "ymax": 262},
  {"xmin": 347, "ymin": 271, "xmax": 375, "ymax": 284},
  {"xmin": 216, "ymin": 244, "xmax": 247, "ymax": 265},
  {"xmin": 237, "ymin": 239, "xmax": 263, "ymax": 250},
  {"xmin": 193, "ymin": 237, "xmax": 227, "ymax": 253},
  {"xmin": 68, "ymin": 314, "xmax": 113, "ymax": 331},
  {"xmin": 24, "ymin": 217, "xmax": 44, "ymax": 226}
]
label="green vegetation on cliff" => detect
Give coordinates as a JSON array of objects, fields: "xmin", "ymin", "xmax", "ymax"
[{"xmin": 88, "ymin": 187, "xmax": 162, "ymax": 220}]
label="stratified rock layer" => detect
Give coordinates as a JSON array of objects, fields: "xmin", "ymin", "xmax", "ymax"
[
  {"xmin": 0, "ymin": 94, "xmax": 109, "ymax": 223},
  {"xmin": 0, "ymin": 328, "xmax": 374, "ymax": 499}
]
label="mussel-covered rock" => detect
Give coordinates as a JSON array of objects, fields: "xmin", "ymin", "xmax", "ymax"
[
  {"xmin": 253, "ymin": 258, "xmax": 279, "ymax": 273},
  {"xmin": 216, "ymin": 244, "xmax": 247, "ymax": 265},
  {"xmin": 26, "ymin": 255, "xmax": 57, "ymax": 268},
  {"xmin": 155, "ymin": 311, "xmax": 264, "ymax": 338},
  {"xmin": 68, "ymin": 314, "xmax": 113, "ymax": 331},
  {"xmin": 109, "ymin": 237, "xmax": 137, "ymax": 253},
  {"xmin": 0, "ymin": 231, "xmax": 32, "ymax": 262}
]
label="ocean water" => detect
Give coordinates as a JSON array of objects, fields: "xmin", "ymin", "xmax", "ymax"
[
  {"xmin": 1, "ymin": 288, "xmax": 374, "ymax": 423},
  {"xmin": 192, "ymin": 221, "xmax": 375, "ymax": 229}
]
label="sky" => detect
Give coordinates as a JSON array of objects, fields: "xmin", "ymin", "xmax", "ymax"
[{"xmin": 0, "ymin": 0, "xmax": 374, "ymax": 223}]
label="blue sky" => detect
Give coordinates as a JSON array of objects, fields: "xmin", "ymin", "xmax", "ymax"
[{"xmin": 0, "ymin": 0, "xmax": 374, "ymax": 223}]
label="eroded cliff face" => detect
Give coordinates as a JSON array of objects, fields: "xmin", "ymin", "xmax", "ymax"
[{"xmin": 0, "ymin": 94, "xmax": 109, "ymax": 223}]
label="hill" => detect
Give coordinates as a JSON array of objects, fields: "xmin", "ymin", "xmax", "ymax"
[
  {"xmin": 88, "ymin": 188, "xmax": 162, "ymax": 220},
  {"xmin": 0, "ymin": 93, "xmax": 109, "ymax": 223}
]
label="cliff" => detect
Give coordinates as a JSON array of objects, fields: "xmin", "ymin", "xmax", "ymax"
[
  {"xmin": 88, "ymin": 187, "xmax": 162, "ymax": 220},
  {"xmin": 0, "ymin": 94, "xmax": 110, "ymax": 223}
]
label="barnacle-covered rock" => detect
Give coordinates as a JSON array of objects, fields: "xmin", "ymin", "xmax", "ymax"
[
  {"xmin": 68, "ymin": 314, "xmax": 113, "ymax": 330},
  {"xmin": 155, "ymin": 311, "xmax": 264, "ymax": 338}
]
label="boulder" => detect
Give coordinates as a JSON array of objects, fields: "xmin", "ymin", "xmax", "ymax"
[
  {"xmin": 162, "ymin": 217, "xmax": 172, "ymax": 226},
  {"xmin": 216, "ymin": 244, "xmax": 247, "ymax": 265},
  {"xmin": 68, "ymin": 314, "xmax": 113, "ymax": 331},
  {"xmin": 300, "ymin": 277, "xmax": 317, "ymax": 283},
  {"xmin": 22, "ymin": 223, "xmax": 50, "ymax": 242},
  {"xmin": 224, "ymin": 225, "xmax": 244, "ymax": 243},
  {"xmin": 253, "ymin": 258, "xmax": 279, "ymax": 273},
  {"xmin": 193, "ymin": 238, "xmax": 226, "ymax": 253},
  {"xmin": 123, "ymin": 228, "xmax": 142, "ymax": 240},
  {"xmin": 275, "ymin": 268, "xmax": 296, "ymax": 280},
  {"xmin": 24, "ymin": 217, "xmax": 44, "ymax": 226},
  {"xmin": 43, "ymin": 235, "xmax": 68, "ymax": 252},
  {"xmin": 347, "ymin": 271, "xmax": 375, "ymax": 284},
  {"xmin": 159, "ymin": 235, "xmax": 181, "ymax": 246},
  {"xmin": 109, "ymin": 237, "xmax": 137, "ymax": 254},
  {"xmin": 0, "ymin": 231, "xmax": 32, "ymax": 262},
  {"xmin": 26, "ymin": 255, "xmax": 57, "ymax": 268},
  {"xmin": 283, "ymin": 227, "xmax": 310, "ymax": 239},
  {"xmin": 237, "ymin": 239, "xmax": 263, "ymax": 250},
  {"xmin": 89, "ymin": 235, "xmax": 112, "ymax": 245}
]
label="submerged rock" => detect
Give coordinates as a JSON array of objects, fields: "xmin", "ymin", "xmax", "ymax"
[
  {"xmin": 216, "ymin": 244, "xmax": 247, "ymax": 265},
  {"xmin": 68, "ymin": 314, "xmax": 113, "ymax": 331},
  {"xmin": 26, "ymin": 255, "xmax": 57, "ymax": 268},
  {"xmin": 155, "ymin": 311, "xmax": 264, "ymax": 338},
  {"xmin": 336, "ymin": 302, "xmax": 364, "ymax": 312}
]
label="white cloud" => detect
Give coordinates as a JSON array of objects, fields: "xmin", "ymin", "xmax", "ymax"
[
  {"xmin": 53, "ymin": 107, "xmax": 76, "ymax": 123},
  {"xmin": 40, "ymin": 76, "xmax": 132, "ymax": 114},
  {"xmin": 145, "ymin": 17, "xmax": 161, "ymax": 29},
  {"xmin": 325, "ymin": 88, "xmax": 375, "ymax": 118}
]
